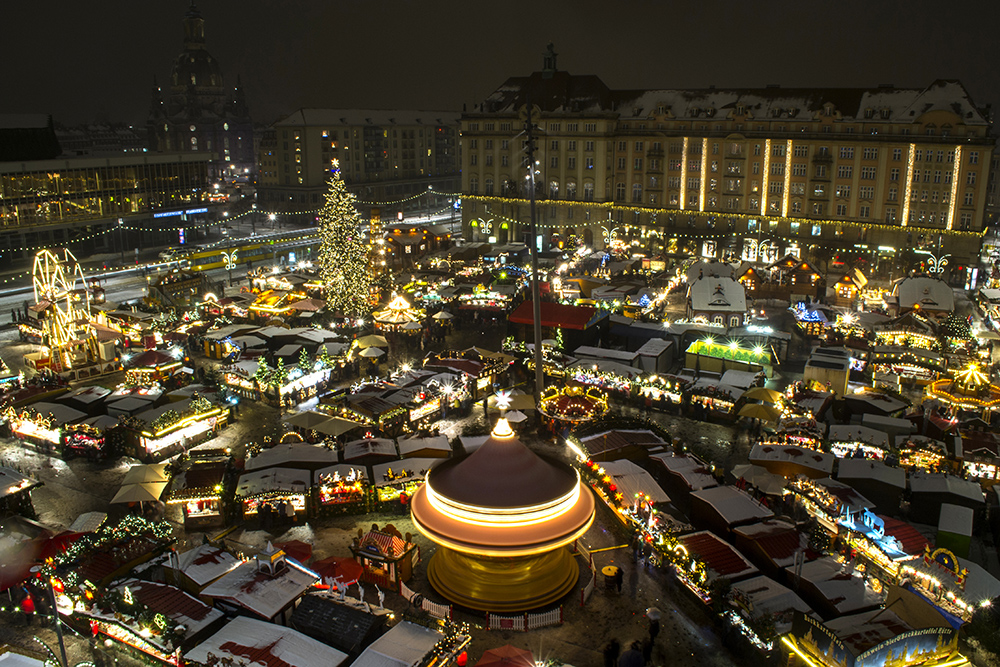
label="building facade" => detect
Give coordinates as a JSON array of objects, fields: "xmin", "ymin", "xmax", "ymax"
[
  {"xmin": 147, "ymin": 4, "xmax": 254, "ymax": 177},
  {"xmin": 257, "ymin": 109, "xmax": 459, "ymax": 219},
  {"xmin": 0, "ymin": 152, "xmax": 213, "ymax": 260},
  {"xmin": 462, "ymin": 47, "xmax": 993, "ymax": 278}
]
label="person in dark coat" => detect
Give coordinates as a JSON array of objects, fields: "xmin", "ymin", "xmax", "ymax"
[
  {"xmin": 603, "ymin": 639, "xmax": 620, "ymax": 667},
  {"xmin": 618, "ymin": 641, "xmax": 644, "ymax": 667},
  {"xmin": 648, "ymin": 618, "xmax": 660, "ymax": 642},
  {"xmin": 614, "ymin": 566, "xmax": 624, "ymax": 593}
]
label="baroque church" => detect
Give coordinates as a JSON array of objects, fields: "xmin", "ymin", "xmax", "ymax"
[{"xmin": 147, "ymin": 3, "xmax": 254, "ymax": 176}]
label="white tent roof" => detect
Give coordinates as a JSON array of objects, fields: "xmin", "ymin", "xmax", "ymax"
[
  {"xmin": 185, "ymin": 615, "xmax": 345, "ymax": 667},
  {"xmin": 350, "ymin": 621, "xmax": 442, "ymax": 667},
  {"xmin": 599, "ymin": 459, "xmax": 670, "ymax": 503}
]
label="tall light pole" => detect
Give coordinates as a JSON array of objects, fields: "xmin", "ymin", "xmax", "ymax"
[{"xmin": 524, "ymin": 103, "xmax": 544, "ymax": 402}]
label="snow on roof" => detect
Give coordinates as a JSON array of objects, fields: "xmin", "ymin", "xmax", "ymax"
[
  {"xmin": 185, "ymin": 615, "xmax": 346, "ymax": 667},
  {"xmin": 581, "ymin": 429, "xmax": 666, "ymax": 456},
  {"xmin": 350, "ymin": 620, "xmax": 442, "ymax": 667},
  {"xmin": 119, "ymin": 579, "xmax": 223, "ymax": 637},
  {"xmin": 690, "ymin": 485, "xmax": 773, "ymax": 525},
  {"xmin": 730, "ymin": 575, "xmax": 813, "ymax": 634},
  {"xmin": 573, "ymin": 345, "xmax": 638, "ymax": 364},
  {"xmin": 813, "ymin": 478, "xmax": 874, "ymax": 512},
  {"xmin": 200, "ymin": 559, "xmax": 318, "ymax": 621},
  {"xmin": 397, "ymin": 435, "xmax": 451, "ymax": 457},
  {"xmin": 569, "ymin": 357, "xmax": 643, "ymax": 379},
  {"xmin": 236, "ymin": 468, "xmax": 311, "ymax": 499},
  {"xmin": 342, "ymin": 438, "xmax": 398, "ymax": 461},
  {"xmin": 720, "ymin": 370, "xmax": 761, "ymax": 390},
  {"xmin": 59, "ymin": 385, "xmax": 111, "ymax": 405},
  {"xmin": 0, "ymin": 467, "xmax": 39, "ymax": 499},
  {"xmin": 939, "ymin": 503, "xmax": 974, "ymax": 536},
  {"xmin": 835, "ymin": 459, "xmax": 906, "ymax": 488},
  {"xmin": 731, "ymin": 520, "xmax": 806, "ymax": 568},
  {"xmin": 750, "ymin": 444, "xmax": 835, "ymax": 475},
  {"xmin": 600, "ymin": 459, "xmax": 670, "ymax": 503},
  {"xmin": 650, "ymin": 453, "xmax": 718, "ymax": 491},
  {"xmin": 827, "ymin": 425, "xmax": 890, "ymax": 450},
  {"xmin": 893, "ymin": 276, "xmax": 955, "ymax": 312},
  {"xmin": 173, "ymin": 544, "xmax": 242, "ymax": 587},
  {"xmin": 688, "ymin": 277, "xmax": 746, "ymax": 313},
  {"xmin": 275, "ymin": 108, "xmax": 459, "ymax": 128},
  {"xmin": 636, "ymin": 337, "xmax": 672, "ymax": 356},
  {"xmin": 27, "ymin": 401, "xmax": 85, "ymax": 426},
  {"xmin": 909, "ymin": 471, "xmax": 985, "ymax": 504},
  {"xmin": 685, "ymin": 260, "xmax": 740, "ymax": 283},
  {"xmin": 246, "ymin": 444, "xmax": 338, "ymax": 471},
  {"xmin": 0, "ymin": 651, "xmax": 47, "ymax": 667},
  {"xmin": 790, "ymin": 556, "xmax": 882, "ymax": 614}
]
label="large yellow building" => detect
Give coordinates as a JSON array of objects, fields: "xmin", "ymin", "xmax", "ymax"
[
  {"xmin": 462, "ymin": 47, "xmax": 993, "ymax": 276},
  {"xmin": 258, "ymin": 109, "xmax": 459, "ymax": 217}
]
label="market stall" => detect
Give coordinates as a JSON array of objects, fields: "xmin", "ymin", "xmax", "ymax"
[
  {"xmin": 538, "ymin": 384, "xmax": 609, "ymax": 429},
  {"xmin": 166, "ymin": 457, "xmax": 230, "ymax": 529},
  {"xmin": 371, "ymin": 457, "xmax": 442, "ymax": 504},
  {"xmin": 235, "ymin": 467, "xmax": 310, "ymax": 519},
  {"xmin": 313, "ymin": 464, "xmax": 367, "ymax": 513}
]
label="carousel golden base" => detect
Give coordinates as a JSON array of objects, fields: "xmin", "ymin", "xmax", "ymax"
[{"xmin": 427, "ymin": 545, "xmax": 579, "ymax": 612}]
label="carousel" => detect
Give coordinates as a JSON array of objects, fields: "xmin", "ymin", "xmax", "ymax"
[
  {"xmin": 410, "ymin": 417, "xmax": 595, "ymax": 612},
  {"xmin": 926, "ymin": 362, "xmax": 1000, "ymax": 422},
  {"xmin": 537, "ymin": 384, "xmax": 609, "ymax": 428},
  {"xmin": 372, "ymin": 294, "xmax": 424, "ymax": 332}
]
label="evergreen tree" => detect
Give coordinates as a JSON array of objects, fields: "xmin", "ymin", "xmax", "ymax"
[
  {"xmin": 271, "ymin": 358, "xmax": 289, "ymax": 388},
  {"xmin": 318, "ymin": 166, "xmax": 371, "ymax": 316},
  {"xmin": 253, "ymin": 358, "xmax": 272, "ymax": 387},
  {"xmin": 318, "ymin": 344, "xmax": 333, "ymax": 369},
  {"xmin": 299, "ymin": 347, "xmax": 311, "ymax": 371}
]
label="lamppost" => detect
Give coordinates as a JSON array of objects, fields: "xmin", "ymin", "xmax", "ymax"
[
  {"xmin": 251, "ymin": 203, "xmax": 257, "ymax": 236},
  {"xmin": 28, "ymin": 566, "xmax": 68, "ymax": 667}
]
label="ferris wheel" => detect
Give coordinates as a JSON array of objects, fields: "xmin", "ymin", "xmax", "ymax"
[{"xmin": 32, "ymin": 249, "xmax": 91, "ymax": 346}]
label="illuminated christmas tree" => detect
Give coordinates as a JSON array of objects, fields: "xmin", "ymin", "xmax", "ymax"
[{"xmin": 318, "ymin": 164, "xmax": 372, "ymax": 316}]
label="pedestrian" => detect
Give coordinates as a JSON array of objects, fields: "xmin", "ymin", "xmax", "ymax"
[
  {"xmin": 641, "ymin": 638, "xmax": 653, "ymax": 664},
  {"xmin": 603, "ymin": 639, "xmax": 620, "ymax": 667},
  {"xmin": 648, "ymin": 618, "xmax": 660, "ymax": 642},
  {"xmin": 618, "ymin": 641, "xmax": 644, "ymax": 667},
  {"xmin": 614, "ymin": 566, "xmax": 624, "ymax": 593},
  {"xmin": 285, "ymin": 500, "xmax": 296, "ymax": 523}
]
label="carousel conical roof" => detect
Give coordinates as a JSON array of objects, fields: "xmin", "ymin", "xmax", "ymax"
[{"xmin": 428, "ymin": 418, "xmax": 576, "ymax": 508}]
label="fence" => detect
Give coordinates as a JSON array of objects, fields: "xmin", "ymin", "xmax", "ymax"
[
  {"xmin": 421, "ymin": 598, "xmax": 452, "ymax": 620},
  {"xmin": 398, "ymin": 580, "xmax": 452, "ymax": 620},
  {"xmin": 486, "ymin": 608, "xmax": 563, "ymax": 631},
  {"xmin": 575, "ymin": 539, "xmax": 598, "ymax": 606}
]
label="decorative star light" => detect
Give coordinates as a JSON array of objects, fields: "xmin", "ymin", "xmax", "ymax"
[{"xmin": 494, "ymin": 389, "xmax": 512, "ymax": 411}]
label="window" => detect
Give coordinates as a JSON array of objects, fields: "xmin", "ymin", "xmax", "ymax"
[
  {"xmin": 753, "ymin": 144, "xmax": 761, "ymax": 156},
  {"xmin": 632, "ymin": 184, "xmax": 643, "ymax": 202},
  {"xmin": 500, "ymin": 122, "xmax": 512, "ymax": 131},
  {"xmin": 669, "ymin": 160, "xmax": 682, "ymax": 171},
  {"xmin": 469, "ymin": 139, "xmax": 478, "ymax": 149},
  {"xmin": 964, "ymin": 191, "xmax": 975, "ymax": 205},
  {"xmin": 967, "ymin": 171, "xmax": 977, "ymax": 185},
  {"xmin": 583, "ymin": 183, "xmax": 594, "ymax": 200},
  {"xmin": 859, "ymin": 186, "xmax": 874, "ymax": 199},
  {"xmin": 649, "ymin": 159, "xmax": 660, "ymax": 171},
  {"xmin": 960, "ymin": 212, "xmax": 973, "ymax": 229},
  {"xmin": 668, "ymin": 177, "xmax": 681, "ymax": 189},
  {"xmin": 567, "ymin": 156, "xmax": 576, "ymax": 169},
  {"xmin": 811, "ymin": 224, "xmax": 822, "ymax": 236},
  {"xmin": 484, "ymin": 123, "xmax": 494, "ymax": 131},
  {"xmin": 933, "ymin": 170, "xmax": 941, "ymax": 184},
  {"xmin": 584, "ymin": 123, "xmax": 596, "ymax": 132},
  {"xmin": 836, "ymin": 185, "xmax": 851, "ymax": 198},
  {"xmin": 469, "ymin": 154, "xmax": 477, "ymax": 166},
  {"xmin": 885, "ymin": 208, "xmax": 896, "ymax": 222},
  {"xmin": 790, "ymin": 222, "xmax": 800, "ymax": 233},
  {"xmin": 618, "ymin": 141, "xmax": 627, "ymax": 152},
  {"xmin": 947, "ymin": 151, "xmax": 955, "ymax": 163},
  {"xmin": 752, "ymin": 162, "xmax": 760, "ymax": 175},
  {"xmin": 688, "ymin": 178, "xmax": 700, "ymax": 190},
  {"xmin": 936, "ymin": 150, "xmax": 944, "ymax": 162},
  {"xmin": 670, "ymin": 193, "xmax": 680, "ymax": 205},
  {"xmin": 485, "ymin": 139, "xmax": 493, "ymax": 149},
  {"xmin": 548, "ymin": 123, "xmax": 561, "ymax": 131},
  {"xmin": 792, "ymin": 163, "xmax": 807, "ymax": 176},
  {"xmin": 485, "ymin": 155, "xmax": 493, "ymax": 166},
  {"xmin": 549, "ymin": 181, "xmax": 558, "ymax": 198},
  {"xmin": 860, "ymin": 167, "xmax": 876, "ymax": 179},
  {"xmin": 836, "ymin": 204, "xmax": 848, "ymax": 216},
  {"xmin": 915, "ymin": 150, "xmax": 923, "ymax": 161},
  {"xmin": 634, "ymin": 158, "xmax": 643, "ymax": 170},
  {"xmin": 566, "ymin": 182, "xmax": 576, "ymax": 199},
  {"xmin": 790, "ymin": 183, "xmax": 805, "ymax": 195},
  {"xmin": 551, "ymin": 140, "xmax": 559, "ymax": 150},
  {"xmin": 617, "ymin": 157, "xmax": 627, "ymax": 169},
  {"xmin": 568, "ymin": 140, "xmax": 576, "ymax": 151},
  {"xmin": 863, "ymin": 147, "xmax": 878, "ymax": 160},
  {"xmin": 815, "ymin": 165, "xmax": 827, "ymax": 178},
  {"xmin": 689, "ymin": 160, "xmax": 700, "ymax": 172},
  {"xmin": 768, "ymin": 182, "xmax": 783, "ymax": 195},
  {"xmin": 550, "ymin": 156, "xmax": 558, "ymax": 168},
  {"xmin": 812, "ymin": 203, "xmax": 824, "ymax": 215},
  {"xmin": 888, "ymin": 186, "xmax": 897, "ymax": 201},
  {"xmin": 635, "ymin": 141, "xmax": 644, "ymax": 151},
  {"xmin": 484, "ymin": 177, "xmax": 493, "ymax": 195},
  {"xmin": 501, "ymin": 155, "xmax": 508, "ymax": 167},
  {"xmin": 911, "ymin": 169, "xmax": 920, "ymax": 182},
  {"xmin": 839, "ymin": 147, "xmax": 854, "ymax": 159},
  {"xmin": 771, "ymin": 144, "xmax": 786, "ymax": 157},
  {"xmin": 771, "ymin": 163, "xmax": 785, "ymax": 175},
  {"xmin": 892, "ymin": 148, "xmax": 902, "ymax": 160},
  {"xmin": 970, "ymin": 151, "xmax": 980, "ymax": 165},
  {"xmin": 859, "ymin": 205, "xmax": 870, "ymax": 218},
  {"xmin": 566, "ymin": 123, "xmax": 578, "ymax": 132},
  {"xmin": 585, "ymin": 157, "xmax": 594, "ymax": 169},
  {"xmin": 791, "ymin": 201, "xmax": 802, "ymax": 213},
  {"xmin": 712, "ymin": 143, "xmax": 719, "ymax": 155},
  {"xmin": 837, "ymin": 165, "xmax": 853, "ymax": 178},
  {"xmin": 890, "ymin": 168, "xmax": 899, "ymax": 181},
  {"xmin": 615, "ymin": 183, "xmax": 626, "ymax": 200}
]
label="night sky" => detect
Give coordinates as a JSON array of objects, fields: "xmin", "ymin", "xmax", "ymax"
[{"xmin": 4, "ymin": 0, "xmax": 999, "ymax": 126}]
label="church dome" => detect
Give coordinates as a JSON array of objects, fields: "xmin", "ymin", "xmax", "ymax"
[{"xmin": 171, "ymin": 49, "xmax": 223, "ymax": 90}]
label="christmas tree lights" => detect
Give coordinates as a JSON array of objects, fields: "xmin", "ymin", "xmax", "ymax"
[{"xmin": 318, "ymin": 166, "xmax": 372, "ymax": 316}]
